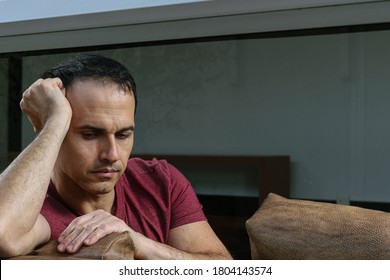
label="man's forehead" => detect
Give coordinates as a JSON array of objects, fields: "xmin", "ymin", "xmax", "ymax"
[
  {"xmin": 68, "ymin": 78, "xmax": 133, "ymax": 95},
  {"xmin": 66, "ymin": 81, "xmax": 135, "ymax": 104}
]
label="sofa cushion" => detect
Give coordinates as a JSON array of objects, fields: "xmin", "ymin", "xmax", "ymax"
[
  {"xmin": 246, "ymin": 193, "xmax": 390, "ymax": 259},
  {"xmin": 9, "ymin": 232, "xmax": 135, "ymax": 260}
]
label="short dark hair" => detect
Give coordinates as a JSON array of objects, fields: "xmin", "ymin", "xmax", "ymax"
[{"xmin": 41, "ymin": 53, "xmax": 137, "ymax": 112}]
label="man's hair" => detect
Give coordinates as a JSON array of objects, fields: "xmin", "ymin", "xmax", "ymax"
[{"xmin": 41, "ymin": 53, "xmax": 137, "ymax": 112}]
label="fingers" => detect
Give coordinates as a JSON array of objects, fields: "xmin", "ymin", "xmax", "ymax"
[
  {"xmin": 51, "ymin": 77, "xmax": 66, "ymax": 96},
  {"xmin": 57, "ymin": 210, "xmax": 129, "ymax": 254},
  {"xmin": 20, "ymin": 78, "xmax": 72, "ymax": 134},
  {"xmin": 59, "ymin": 226, "xmax": 108, "ymax": 253},
  {"xmin": 58, "ymin": 225, "xmax": 95, "ymax": 253}
]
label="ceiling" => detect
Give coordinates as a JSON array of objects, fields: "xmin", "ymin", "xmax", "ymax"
[{"xmin": 1, "ymin": 0, "xmax": 389, "ymax": 53}]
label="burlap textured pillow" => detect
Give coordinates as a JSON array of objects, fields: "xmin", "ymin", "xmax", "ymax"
[
  {"xmin": 10, "ymin": 232, "xmax": 135, "ymax": 260},
  {"xmin": 246, "ymin": 193, "xmax": 390, "ymax": 259}
]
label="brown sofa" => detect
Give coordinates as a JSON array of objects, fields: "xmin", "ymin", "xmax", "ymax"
[
  {"xmin": 246, "ymin": 193, "xmax": 390, "ymax": 259},
  {"xmin": 8, "ymin": 193, "xmax": 390, "ymax": 260},
  {"xmin": 9, "ymin": 231, "xmax": 135, "ymax": 260}
]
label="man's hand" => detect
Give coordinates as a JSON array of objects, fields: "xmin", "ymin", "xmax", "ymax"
[
  {"xmin": 20, "ymin": 78, "xmax": 72, "ymax": 134},
  {"xmin": 57, "ymin": 210, "xmax": 131, "ymax": 254}
]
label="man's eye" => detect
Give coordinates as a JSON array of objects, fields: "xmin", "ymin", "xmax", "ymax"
[
  {"xmin": 82, "ymin": 132, "xmax": 97, "ymax": 139},
  {"xmin": 117, "ymin": 133, "xmax": 130, "ymax": 139}
]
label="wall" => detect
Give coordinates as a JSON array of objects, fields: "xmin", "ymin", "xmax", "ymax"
[{"xmin": 21, "ymin": 29, "xmax": 390, "ymax": 202}]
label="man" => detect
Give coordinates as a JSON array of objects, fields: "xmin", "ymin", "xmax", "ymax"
[{"xmin": 0, "ymin": 54, "xmax": 232, "ymax": 260}]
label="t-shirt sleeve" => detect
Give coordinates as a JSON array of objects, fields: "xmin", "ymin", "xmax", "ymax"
[{"xmin": 166, "ymin": 162, "xmax": 207, "ymax": 229}]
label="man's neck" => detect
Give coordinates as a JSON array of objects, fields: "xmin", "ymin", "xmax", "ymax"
[{"xmin": 50, "ymin": 173, "xmax": 116, "ymax": 216}]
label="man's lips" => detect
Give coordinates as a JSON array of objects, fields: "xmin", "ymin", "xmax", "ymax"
[
  {"xmin": 91, "ymin": 168, "xmax": 119, "ymax": 179},
  {"xmin": 92, "ymin": 168, "xmax": 119, "ymax": 173}
]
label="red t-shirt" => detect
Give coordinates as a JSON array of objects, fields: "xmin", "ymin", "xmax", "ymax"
[{"xmin": 40, "ymin": 158, "xmax": 206, "ymax": 243}]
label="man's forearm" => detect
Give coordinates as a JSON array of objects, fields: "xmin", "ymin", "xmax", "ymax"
[
  {"xmin": 0, "ymin": 123, "xmax": 67, "ymax": 239},
  {"xmin": 132, "ymin": 231, "xmax": 232, "ymax": 260},
  {"xmin": 140, "ymin": 242, "xmax": 232, "ymax": 260}
]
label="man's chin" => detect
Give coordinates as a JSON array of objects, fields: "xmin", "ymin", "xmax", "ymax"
[
  {"xmin": 91, "ymin": 183, "xmax": 116, "ymax": 195},
  {"xmin": 88, "ymin": 177, "xmax": 118, "ymax": 192}
]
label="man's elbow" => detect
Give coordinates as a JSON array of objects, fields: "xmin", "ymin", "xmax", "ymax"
[
  {"xmin": 0, "ymin": 238, "xmax": 24, "ymax": 258},
  {"xmin": 214, "ymin": 251, "xmax": 234, "ymax": 260},
  {"xmin": 0, "ymin": 228, "xmax": 32, "ymax": 258}
]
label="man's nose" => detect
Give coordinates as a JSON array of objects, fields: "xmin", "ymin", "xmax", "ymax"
[{"xmin": 99, "ymin": 137, "xmax": 120, "ymax": 163}]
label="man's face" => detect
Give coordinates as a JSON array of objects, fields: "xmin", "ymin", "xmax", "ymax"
[{"xmin": 54, "ymin": 79, "xmax": 135, "ymax": 196}]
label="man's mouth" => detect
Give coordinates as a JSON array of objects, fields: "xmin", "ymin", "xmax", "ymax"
[
  {"xmin": 93, "ymin": 168, "xmax": 118, "ymax": 173},
  {"xmin": 92, "ymin": 168, "xmax": 119, "ymax": 179}
]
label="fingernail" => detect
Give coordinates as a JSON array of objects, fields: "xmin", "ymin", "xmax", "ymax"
[
  {"xmin": 58, "ymin": 244, "xmax": 64, "ymax": 252},
  {"xmin": 67, "ymin": 245, "xmax": 74, "ymax": 252}
]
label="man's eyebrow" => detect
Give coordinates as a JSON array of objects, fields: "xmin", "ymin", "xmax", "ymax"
[
  {"xmin": 77, "ymin": 125, "xmax": 135, "ymax": 132},
  {"xmin": 76, "ymin": 125, "xmax": 102, "ymax": 132},
  {"xmin": 117, "ymin": 125, "xmax": 135, "ymax": 133}
]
